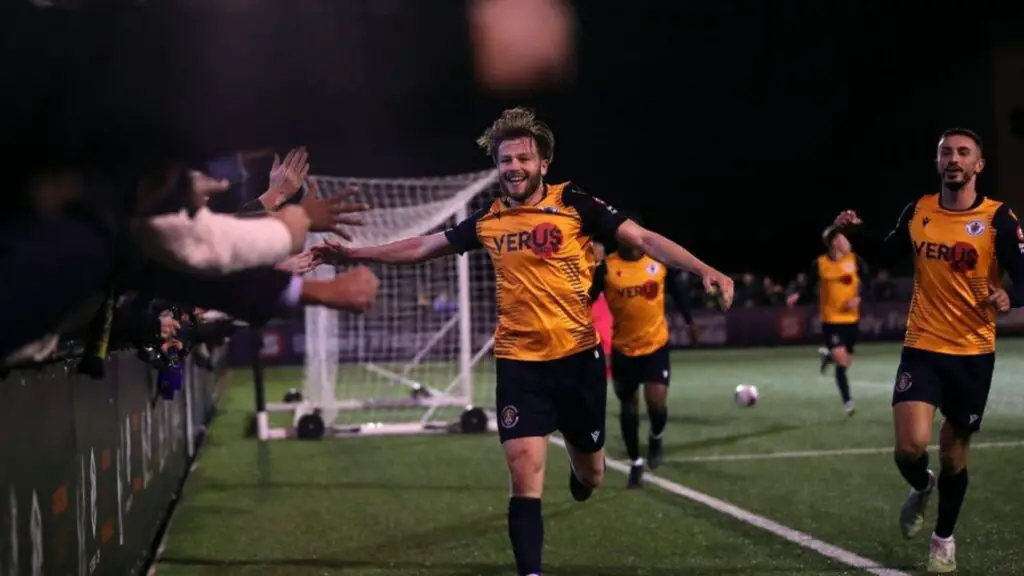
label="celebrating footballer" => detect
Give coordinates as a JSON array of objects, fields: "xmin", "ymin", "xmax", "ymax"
[
  {"xmin": 832, "ymin": 128, "xmax": 1024, "ymax": 573},
  {"xmin": 312, "ymin": 107, "xmax": 733, "ymax": 576}
]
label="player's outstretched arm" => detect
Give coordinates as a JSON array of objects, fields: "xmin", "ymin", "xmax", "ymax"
[
  {"xmin": 832, "ymin": 203, "xmax": 914, "ymax": 262},
  {"xmin": 562, "ymin": 185, "xmax": 734, "ymax": 309},
  {"xmin": 312, "ymin": 207, "xmax": 487, "ymax": 266},
  {"xmin": 615, "ymin": 221, "xmax": 734, "ymax": 309},
  {"xmin": 342, "ymin": 233, "xmax": 460, "ymax": 264}
]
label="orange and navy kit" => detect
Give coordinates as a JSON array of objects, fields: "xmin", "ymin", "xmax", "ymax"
[
  {"xmin": 591, "ymin": 253, "xmax": 692, "ymax": 357},
  {"xmin": 444, "ymin": 182, "xmax": 625, "ymax": 450},
  {"xmin": 879, "ymin": 193, "xmax": 1024, "ymax": 433},
  {"xmin": 589, "ymin": 253, "xmax": 693, "ymax": 391},
  {"xmin": 795, "ymin": 252, "xmax": 869, "ymax": 351}
]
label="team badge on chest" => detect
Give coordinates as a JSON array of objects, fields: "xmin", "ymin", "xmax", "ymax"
[{"xmin": 965, "ymin": 220, "xmax": 985, "ymax": 237}]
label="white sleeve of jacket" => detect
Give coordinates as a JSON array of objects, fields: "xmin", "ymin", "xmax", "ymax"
[
  {"xmin": 4, "ymin": 335, "xmax": 60, "ymax": 365},
  {"xmin": 134, "ymin": 207, "xmax": 293, "ymax": 276}
]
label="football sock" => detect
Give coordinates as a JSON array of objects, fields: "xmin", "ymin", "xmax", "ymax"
[
  {"xmin": 895, "ymin": 451, "xmax": 932, "ymax": 492},
  {"xmin": 619, "ymin": 409, "xmax": 640, "ymax": 461},
  {"xmin": 835, "ymin": 366, "xmax": 851, "ymax": 403},
  {"xmin": 649, "ymin": 406, "xmax": 668, "ymax": 438},
  {"xmin": 934, "ymin": 468, "xmax": 969, "ymax": 539},
  {"xmin": 508, "ymin": 497, "xmax": 543, "ymax": 575}
]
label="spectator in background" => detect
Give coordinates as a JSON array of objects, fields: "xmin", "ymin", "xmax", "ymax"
[
  {"xmin": 132, "ymin": 161, "xmax": 312, "ymax": 276},
  {"xmin": 0, "ymin": 169, "xmax": 128, "ymax": 361},
  {"xmin": 786, "ymin": 272, "xmax": 809, "ymax": 301},
  {"xmin": 125, "ymin": 152, "xmax": 380, "ymax": 324},
  {"xmin": 871, "ymin": 268, "xmax": 897, "ymax": 301},
  {"xmin": 1, "ymin": 157, "xmax": 378, "ymax": 362},
  {"xmin": 735, "ymin": 273, "xmax": 762, "ymax": 308},
  {"xmin": 109, "ymin": 294, "xmax": 175, "ymax": 350},
  {"xmin": 203, "ymin": 149, "xmax": 275, "ymax": 214},
  {"xmin": 134, "ymin": 149, "xmax": 369, "ymax": 277},
  {"xmin": 761, "ymin": 276, "xmax": 783, "ymax": 306}
]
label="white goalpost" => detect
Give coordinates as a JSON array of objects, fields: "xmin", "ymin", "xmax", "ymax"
[{"xmin": 259, "ymin": 170, "xmax": 501, "ymax": 439}]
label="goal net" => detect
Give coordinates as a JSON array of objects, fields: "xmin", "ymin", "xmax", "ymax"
[{"xmin": 283, "ymin": 170, "xmax": 500, "ymax": 437}]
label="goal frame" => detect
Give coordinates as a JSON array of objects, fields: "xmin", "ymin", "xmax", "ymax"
[{"xmin": 252, "ymin": 172, "xmax": 501, "ymax": 440}]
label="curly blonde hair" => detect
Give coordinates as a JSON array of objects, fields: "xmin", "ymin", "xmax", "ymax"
[{"xmin": 476, "ymin": 107, "xmax": 555, "ymax": 163}]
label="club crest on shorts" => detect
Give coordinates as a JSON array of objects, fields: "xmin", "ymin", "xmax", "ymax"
[
  {"xmin": 895, "ymin": 371, "xmax": 912, "ymax": 393},
  {"xmin": 646, "ymin": 262, "xmax": 659, "ymax": 275},
  {"xmin": 500, "ymin": 405, "xmax": 519, "ymax": 428},
  {"xmin": 965, "ymin": 220, "xmax": 985, "ymax": 237}
]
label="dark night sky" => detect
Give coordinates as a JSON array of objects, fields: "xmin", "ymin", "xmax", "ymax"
[
  {"xmin": 520, "ymin": 4, "xmax": 997, "ymax": 280},
  {"xmin": 254, "ymin": 2, "xmax": 1000, "ymax": 281},
  {"xmin": 9, "ymin": 2, "xmax": 1014, "ymax": 280}
]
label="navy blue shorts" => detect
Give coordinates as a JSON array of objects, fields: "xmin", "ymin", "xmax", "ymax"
[
  {"xmin": 892, "ymin": 347, "xmax": 995, "ymax": 434},
  {"xmin": 495, "ymin": 346, "xmax": 607, "ymax": 453},
  {"xmin": 610, "ymin": 344, "xmax": 670, "ymax": 401},
  {"xmin": 822, "ymin": 322, "xmax": 859, "ymax": 353}
]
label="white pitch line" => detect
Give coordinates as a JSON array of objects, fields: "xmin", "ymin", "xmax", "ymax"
[
  {"xmin": 665, "ymin": 440, "xmax": 1024, "ymax": 463},
  {"xmin": 548, "ymin": 436, "xmax": 909, "ymax": 576}
]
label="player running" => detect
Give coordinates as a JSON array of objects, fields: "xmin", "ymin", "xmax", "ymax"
[
  {"xmin": 312, "ymin": 107, "xmax": 734, "ymax": 576},
  {"xmin": 589, "ymin": 212, "xmax": 698, "ymax": 488},
  {"xmin": 785, "ymin": 227, "xmax": 869, "ymax": 416},
  {"xmin": 832, "ymin": 128, "xmax": 1024, "ymax": 573}
]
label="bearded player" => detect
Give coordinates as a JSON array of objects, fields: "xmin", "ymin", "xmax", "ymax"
[
  {"xmin": 786, "ymin": 228, "xmax": 869, "ymax": 416},
  {"xmin": 312, "ymin": 107, "xmax": 734, "ymax": 576},
  {"xmin": 589, "ymin": 212, "xmax": 698, "ymax": 488},
  {"xmin": 832, "ymin": 128, "xmax": 1024, "ymax": 573}
]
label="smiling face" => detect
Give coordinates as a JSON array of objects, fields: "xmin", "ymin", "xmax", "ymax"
[
  {"xmin": 937, "ymin": 133, "xmax": 984, "ymax": 192},
  {"xmin": 476, "ymin": 107, "xmax": 556, "ymax": 202},
  {"xmin": 496, "ymin": 136, "xmax": 548, "ymax": 201}
]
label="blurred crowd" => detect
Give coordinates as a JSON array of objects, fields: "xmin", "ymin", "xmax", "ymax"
[
  {"xmin": 687, "ymin": 269, "xmax": 907, "ymax": 310},
  {"xmin": 414, "ymin": 266, "xmax": 909, "ymax": 321},
  {"xmin": 2, "ymin": 147, "xmax": 380, "ymax": 376}
]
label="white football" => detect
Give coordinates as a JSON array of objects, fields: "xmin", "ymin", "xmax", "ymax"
[{"xmin": 734, "ymin": 384, "xmax": 759, "ymax": 407}]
